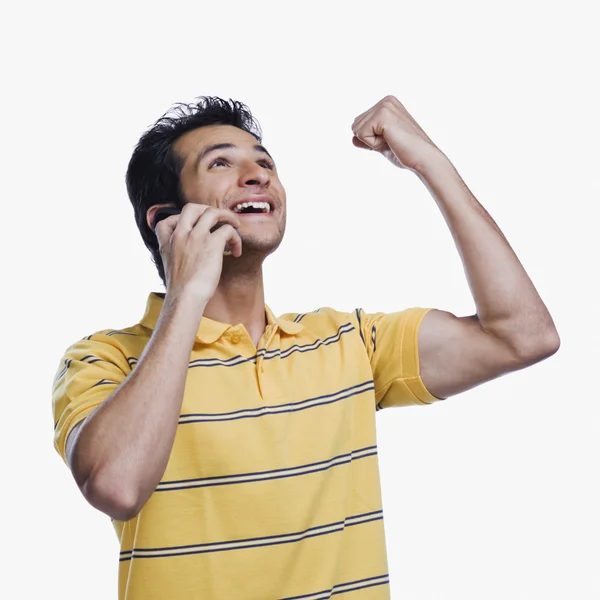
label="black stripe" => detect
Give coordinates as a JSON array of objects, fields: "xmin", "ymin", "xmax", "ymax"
[
  {"xmin": 189, "ymin": 354, "xmax": 255, "ymax": 369},
  {"xmin": 61, "ymin": 318, "xmax": 357, "ymax": 378},
  {"xmin": 372, "ymin": 324, "xmax": 377, "ymax": 352},
  {"xmin": 106, "ymin": 330, "xmax": 137, "ymax": 337},
  {"xmin": 55, "ymin": 353, "xmax": 109, "ymax": 385},
  {"xmin": 124, "ymin": 320, "xmax": 355, "ymax": 374},
  {"xmin": 157, "ymin": 445, "xmax": 378, "ymax": 491},
  {"xmin": 294, "ymin": 308, "xmax": 321, "ymax": 323},
  {"xmin": 54, "ymin": 359, "xmax": 71, "ymax": 383},
  {"xmin": 178, "ymin": 380, "xmax": 374, "ymax": 424},
  {"xmin": 355, "ymin": 308, "xmax": 365, "ymax": 344},
  {"xmin": 280, "ymin": 574, "xmax": 390, "ymax": 599},
  {"xmin": 54, "ymin": 355, "xmax": 117, "ymax": 386},
  {"xmin": 119, "ymin": 510, "xmax": 383, "ymax": 562},
  {"xmin": 188, "ymin": 323, "xmax": 355, "ymax": 369},
  {"xmin": 90, "ymin": 379, "xmax": 118, "ymax": 389},
  {"xmin": 80, "ymin": 355, "xmax": 104, "ymax": 364},
  {"xmin": 279, "ymin": 324, "xmax": 354, "ymax": 359}
]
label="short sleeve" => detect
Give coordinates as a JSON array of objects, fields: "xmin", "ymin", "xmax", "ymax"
[
  {"xmin": 357, "ymin": 307, "xmax": 443, "ymax": 408},
  {"xmin": 52, "ymin": 333, "xmax": 131, "ymax": 464}
]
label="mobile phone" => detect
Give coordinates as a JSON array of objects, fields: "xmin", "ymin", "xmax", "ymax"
[{"xmin": 152, "ymin": 207, "xmax": 181, "ymax": 233}]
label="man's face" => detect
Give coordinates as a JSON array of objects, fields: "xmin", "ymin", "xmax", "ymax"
[{"xmin": 172, "ymin": 124, "xmax": 286, "ymax": 256}]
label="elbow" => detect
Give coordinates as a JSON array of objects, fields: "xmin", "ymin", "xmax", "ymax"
[
  {"xmin": 81, "ymin": 470, "xmax": 143, "ymax": 522},
  {"xmin": 544, "ymin": 329, "xmax": 561, "ymax": 356},
  {"xmin": 514, "ymin": 327, "xmax": 561, "ymax": 364}
]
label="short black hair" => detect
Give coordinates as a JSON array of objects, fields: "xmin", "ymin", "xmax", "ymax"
[{"xmin": 125, "ymin": 96, "xmax": 262, "ymax": 287}]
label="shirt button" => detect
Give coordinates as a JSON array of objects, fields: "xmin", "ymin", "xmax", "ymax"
[{"xmin": 231, "ymin": 334, "xmax": 241, "ymax": 344}]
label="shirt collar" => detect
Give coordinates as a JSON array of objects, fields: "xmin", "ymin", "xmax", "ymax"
[{"xmin": 140, "ymin": 292, "xmax": 304, "ymax": 344}]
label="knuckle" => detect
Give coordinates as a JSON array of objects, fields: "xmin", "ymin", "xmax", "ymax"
[{"xmin": 171, "ymin": 228, "xmax": 185, "ymax": 241}]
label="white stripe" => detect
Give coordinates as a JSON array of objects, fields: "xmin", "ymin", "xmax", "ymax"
[
  {"xmin": 132, "ymin": 522, "xmax": 344, "ymax": 558},
  {"xmin": 344, "ymin": 512, "xmax": 382, "ymax": 526},
  {"xmin": 123, "ymin": 511, "xmax": 383, "ymax": 559},
  {"xmin": 297, "ymin": 575, "xmax": 390, "ymax": 600},
  {"xmin": 107, "ymin": 330, "xmax": 137, "ymax": 336},
  {"xmin": 186, "ymin": 322, "xmax": 353, "ymax": 367},
  {"xmin": 280, "ymin": 323, "xmax": 354, "ymax": 359},
  {"xmin": 336, "ymin": 575, "xmax": 389, "ymax": 593},
  {"xmin": 54, "ymin": 365, "xmax": 68, "ymax": 382},
  {"xmin": 189, "ymin": 355, "xmax": 256, "ymax": 368},
  {"xmin": 157, "ymin": 447, "xmax": 377, "ymax": 491},
  {"xmin": 178, "ymin": 381, "xmax": 374, "ymax": 424}
]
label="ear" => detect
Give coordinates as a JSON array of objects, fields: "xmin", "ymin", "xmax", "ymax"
[{"xmin": 146, "ymin": 203, "xmax": 177, "ymax": 230}]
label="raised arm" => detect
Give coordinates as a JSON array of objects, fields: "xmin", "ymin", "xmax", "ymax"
[{"xmin": 351, "ymin": 96, "xmax": 559, "ymax": 401}]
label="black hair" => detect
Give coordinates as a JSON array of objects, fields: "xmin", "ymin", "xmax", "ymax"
[{"xmin": 125, "ymin": 96, "xmax": 262, "ymax": 287}]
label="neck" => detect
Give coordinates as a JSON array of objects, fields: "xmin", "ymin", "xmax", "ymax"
[{"xmin": 203, "ymin": 258, "xmax": 267, "ymax": 345}]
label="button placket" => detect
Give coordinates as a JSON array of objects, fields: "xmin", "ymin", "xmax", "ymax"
[
  {"xmin": 257, "ymin": 325, "xmax": 277, "ymax": 375},
  {"xmin": 256, "ymin": 328, "xmax": 286, "ymax": 401}
]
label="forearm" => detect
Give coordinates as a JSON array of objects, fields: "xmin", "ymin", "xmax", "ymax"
[
  {"xmin": 415, "ymin": 152, "xmax": 559, "ymax": 353},
  {"xmin": 73, "ymin": 291, "xmax": 205, "ymax": 519}
]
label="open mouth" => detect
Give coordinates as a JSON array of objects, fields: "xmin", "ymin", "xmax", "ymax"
[{"xmin": 230, "ymin": 200, "xmax": 274, "ymax": 215}]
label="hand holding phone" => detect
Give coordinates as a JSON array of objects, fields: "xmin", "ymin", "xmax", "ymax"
[{"xmin": 152, "ymin": 204, "xmax": 242, "ymax": 305}]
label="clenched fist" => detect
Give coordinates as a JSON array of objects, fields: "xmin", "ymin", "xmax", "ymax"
[{"xmin": 351, "ymin": 95, "xmax": 442, "ymax": 172}]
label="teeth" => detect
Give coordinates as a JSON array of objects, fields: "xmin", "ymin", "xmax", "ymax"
[{"xmin": 232, "ymin": 201, "xmax": 271, "ymax": 213}]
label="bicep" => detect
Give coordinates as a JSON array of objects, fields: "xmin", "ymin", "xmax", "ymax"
[{"xmin": 418, "ymin": 309, "xmax": 524, "ymax": 400}]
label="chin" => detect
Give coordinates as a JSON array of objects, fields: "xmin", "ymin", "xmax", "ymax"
[{"xmin": 241, "ymin": 233, "xmax": 284, "ymax": 256}]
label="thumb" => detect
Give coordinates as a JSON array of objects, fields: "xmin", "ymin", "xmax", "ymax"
[{"xmin": 352, "ymin": 135, "xmax": 374, "ymax": 150}]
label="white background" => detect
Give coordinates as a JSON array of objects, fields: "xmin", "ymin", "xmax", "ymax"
[{"xmin": 2, "ymin": 1, "xmax": 599, "ymax": 598}]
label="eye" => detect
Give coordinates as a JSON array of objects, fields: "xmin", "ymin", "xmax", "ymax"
[
  {"xmin": 258, "ymin": 158, "xmax": 275, "ymax": 169},
  {"xmin": 209, "ymin": 157, "xmax": 230, "ymax": 168}
]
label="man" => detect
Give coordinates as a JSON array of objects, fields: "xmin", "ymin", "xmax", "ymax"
[{"xmin": 52, "ymin": 95, "xmax": 559, "ymax": 599}]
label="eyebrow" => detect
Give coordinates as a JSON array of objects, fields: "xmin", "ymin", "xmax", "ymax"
[{"xmin": 197, "ymin": 143, "xmax": 274, "ymax": 165}]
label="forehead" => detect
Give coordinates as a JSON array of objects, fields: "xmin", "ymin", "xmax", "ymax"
[{"xmin": 174, "ymin": 125, "xmax": 259, "ymax": 163}]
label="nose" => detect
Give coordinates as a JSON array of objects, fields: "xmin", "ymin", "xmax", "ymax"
[{"xmin": 239, "ymin": 159, "xmax": 270, "ymax": 188}]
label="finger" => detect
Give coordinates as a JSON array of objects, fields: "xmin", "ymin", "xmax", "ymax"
[
  {"xmin": 351, "ymin": 109, "xmax": 370, "ymax": 132},
  {"xmin": 175, "ymin": 203, "xmax": 212, "ymax": 233},
  {"xmin": 155, "ymin": 214, "xmax": 181, "ymax": 250},
  {"xmin": 352, "ymin": 96, "xmax": 400, "ymax": 131},
  {"xmin": 353, "ymin": 112, "xmax": 385, "ymax": 150},
  {"xmin": 214, "ymin": 224, "xmax": 243, "ymax": 258},
  {"xmin": 352, "ymin": 136, "xmax": 373, "ymax": 150},
  {"xmin": 190, "ymin": 207, "xmax": 241, "ymax": 238},
  {"xmin": 352, "ymin": 98, "xmax": 389, "ymax": 134},
  {"xmin": 354, "ymin": 127, "xmax": 388, "ymax": 152},
  {"xmin": 351, "ymin": 107, "xmax": 374, "ymax": 135}
]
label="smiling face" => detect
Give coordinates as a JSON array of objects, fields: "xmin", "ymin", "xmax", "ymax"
[{"xmin": 170, "ymin": 124, "xmax": 287, "ymax": 256}]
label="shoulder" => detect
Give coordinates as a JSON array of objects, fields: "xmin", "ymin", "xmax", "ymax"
[
  {"xmin": 278, "ymin": 306, "xmax": 433, "ymax": 339},
  {"xmin": 55, "ymin": 323, "xmax": 150, "ymax": 374}
]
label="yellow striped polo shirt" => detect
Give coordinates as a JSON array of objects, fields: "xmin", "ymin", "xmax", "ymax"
[{"xmin": 52, "ymin": 292, "xmax": 441, "ymax": 599}]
